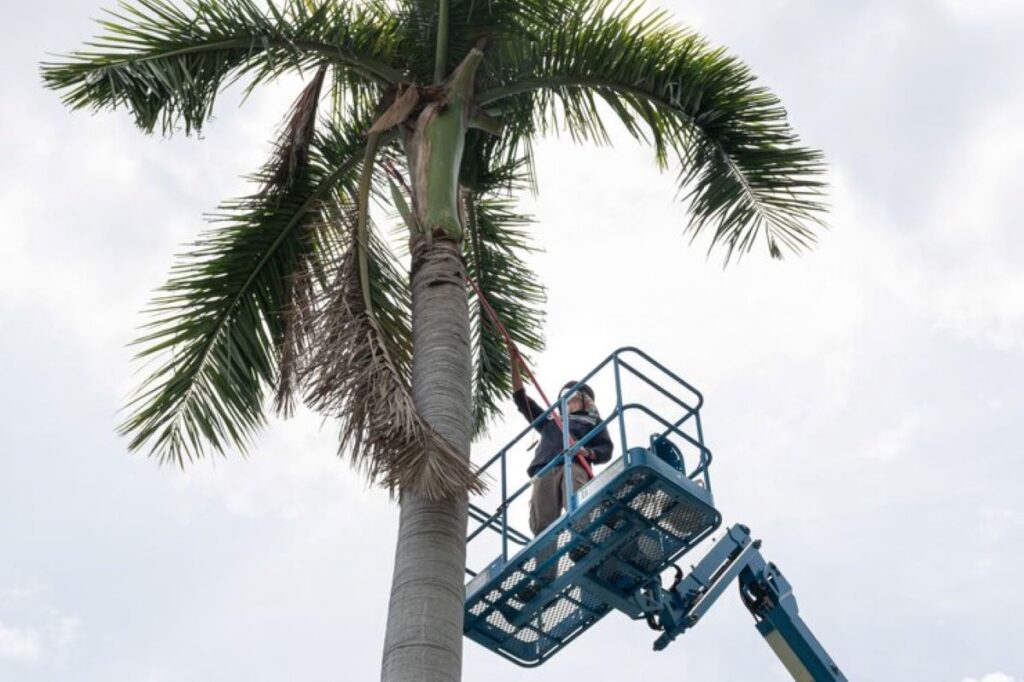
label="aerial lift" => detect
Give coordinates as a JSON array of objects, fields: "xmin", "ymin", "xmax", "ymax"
[{"xmin": 463, "ymin": 348, "xmax": 846, "ymax": 680}]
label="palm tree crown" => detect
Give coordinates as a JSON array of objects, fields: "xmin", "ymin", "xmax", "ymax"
[{"xmin": 42, "ymin": 0, "xmax": 826, "ymax": 499}]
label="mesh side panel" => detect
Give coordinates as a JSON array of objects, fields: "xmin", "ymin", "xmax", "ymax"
[
  {"xmin": 465, "ymin": 462, "xmax": 718, "ymax": 665},
  {"xmin": 659, "ymin": 498, "xmax": 716, "ymax": 542},
  {"xmin": 606, "ymin": 478, "xmax": 718, "ymax": 590},
  {"xmin": 612, "ymin": 472, "xmax": 645, "ymax": 501}
]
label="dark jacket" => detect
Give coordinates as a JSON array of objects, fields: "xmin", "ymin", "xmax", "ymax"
[{"xmin": 513, "ymin": 389, "xmax": 614, "ymax": 477}]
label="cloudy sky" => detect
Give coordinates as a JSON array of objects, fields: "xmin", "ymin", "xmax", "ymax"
[{"xmin": 2, "ymin": 1, "xmax": 1023, "ymax": 680}]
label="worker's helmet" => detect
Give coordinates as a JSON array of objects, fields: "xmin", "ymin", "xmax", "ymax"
[{"xmin": 561, "ymin": 381, "xmax": 595, "ymax": 402}]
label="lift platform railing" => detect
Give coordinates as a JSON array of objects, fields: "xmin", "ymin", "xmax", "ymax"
[
  {"xmin": 464, "ymin": 348, "xmax": 847, "ymax": 676},
  {"xmin": 466, "ymin": 347, "xmax": 713, "ymax": 577}
]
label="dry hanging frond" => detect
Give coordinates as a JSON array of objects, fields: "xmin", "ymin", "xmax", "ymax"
[
  {"xmin": 268, "ymin": 66, "xmax": 329, "ymax": 414},
  {"xmin": 303, "ymin": 219, "xmax": 485, "ymax": 500},
  {"xmin": 276, "ymin": 267, "xmax": 317, "ymax": 416},
  {"xmin": 264, "ymin": 65, "xmax": 328, "ymax": 193},
  {"xmin": 367, "ymin": 84, "xmax": 420, "ymax": 135}
]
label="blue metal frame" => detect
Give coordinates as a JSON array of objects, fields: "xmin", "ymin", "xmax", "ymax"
[
  {"xmin": 464, "ymin": 348, "xmax": 720, "ymax": 665},
  {"xmin": 463, "ymin": 347, "xmax": 847, "ymax": 679},
  {"xmin": 464, "ymin": 448, "xmax": 721, "ymax": 665},
  {"xmin": 466, "ymin": 347, "xmax": 711, "ymax": 569},
  {"xmin": 649, "ymin": 524, "xmax": 848, "ymax": 681}
]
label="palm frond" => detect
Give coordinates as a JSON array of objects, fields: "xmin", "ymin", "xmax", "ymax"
[
  {"xmin": 120, "ymin": 110, "xmax": 370, "ymax": 465},
  {"xmin": 464, "ymin": 167, "xmax": 545, "ymax": 437},
  {"xmin": 478, "ymin": 0, "xmax": 827, "ymax": 262},
  {"xmin": 301, "ymin": 170, "xmax": 484, "ymax": 499},
  {"xmin": 390, "ymin": 0, "xmax": 576, "ymax": 83},
  {"xmin": 272, "ymin": 66, "xmax": 328, "ymax": 415},
  {"xmin": 41, "ymin": 0, "xmax": 402, "ymax": 135}
]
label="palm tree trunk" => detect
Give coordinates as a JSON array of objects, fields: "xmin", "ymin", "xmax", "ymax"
[
  {"xmin": 380, "ymin": 43, "xmax": 482, "ymax": 682},
  {"xmin": 380, "ymin": 240, "xmax": 471, "ymax": 682}
]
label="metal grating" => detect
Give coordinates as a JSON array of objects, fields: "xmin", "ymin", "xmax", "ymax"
[{"xmin": 464, "ymin": 453, "xmax": 720, "ymax": 666}]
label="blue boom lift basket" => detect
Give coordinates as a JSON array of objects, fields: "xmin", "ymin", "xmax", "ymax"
[{"xmin": 464, "ymin": 348, "xmax": 722, "ymax": 666}]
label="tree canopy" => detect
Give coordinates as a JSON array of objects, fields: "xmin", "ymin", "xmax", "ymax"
[{"xmin": 42, "ymin": 0, "xmax": 826, "ymax": 498}]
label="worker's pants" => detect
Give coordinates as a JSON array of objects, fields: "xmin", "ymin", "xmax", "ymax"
[
  {"xmin": 528, "ymin": 461, "xmax": 589, "ymax": 582},
  {"xmin": 529, "ymin": 461, "xmax": 589, "ymax": 535}
]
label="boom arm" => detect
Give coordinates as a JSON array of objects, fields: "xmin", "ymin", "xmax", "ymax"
[{"xmin": 644, "ymin": 524, "xmax": 847, "ymax": 681}]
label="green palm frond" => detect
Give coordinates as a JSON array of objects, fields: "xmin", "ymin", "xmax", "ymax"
[
  {"xmin": 120, "ymin": 109, "xmax": 371, "ymax": 465},
  {"xmin": 479, "ymin": 0, "xmax": 827, "ymax": 262},
  {"xmin": 461, "ymin": 128, "xmax": 537, "ymax": 197},
  {"xmin": 41, "ymin": 0, "xmax": 402, "ymax": 135},
  {"xmin": 392, "ymin": 0, "xmax": 575, "ymax": 83},
  {"xmin": 50, "ymin": 0, "xmax": 830, "ymax": 501},
  {"xmin": 465, "ymin": 173, "xmax": 545, "ymax": 438}
]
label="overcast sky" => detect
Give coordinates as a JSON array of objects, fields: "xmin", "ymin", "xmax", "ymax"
[{"xmin": 2, "ymin": 1, "xmax": 1023, "ymax": 680}]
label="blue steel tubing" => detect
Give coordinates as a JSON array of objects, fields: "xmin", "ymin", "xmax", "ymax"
[
  {"xmin": 618, "ymin": 357, "xmax": 699, "ymax": 415},
  {"xmin": 465, "ymin": 346, "xmax": 710, "ymax": 573},
  {"xmin": 560, "ymin": 391, "xmax": 575, "ymax": 513},
  {"xmin": 469, "ymin": 416, "xmax": 688, "ymax": 548},
  {"xmin": 466, "ymin": 473, "xmax": 659, "ymax": 637},
  {"xmin": 469, "ymin": 347, "xmax": 626, "ymax": 477},
  {"xmin": 471, "ymin": 374, "xmax": 608, "ymax": 477},
  {"xmin": 613, "ymin": 356, "xmax": 629, "ymax": 467},
  {"xmin": 617, "ymin": 403, "xmax": 712, "ymax": 485},
  {"xmin": 469, "ymin": 402, "xmax": 687, "ymax": 545},
  {"xmin": 501, "ymin": 453, "xmax": 509, "ymax": 560},
  {"xmin": 565, "ymin": 409, "xmax": 621, "ymax": 456},
  {"xmin": 474, "ymin": 420, "xmax": 542, "ymax": 472},
  {"xmin": 467, "ymin": 503, "xmax": 528, "ymax": 543},
  {"xmin": 615, "ymin": 356, "xmax": 703, "ymax": 453},
  {"xmin": 465, "ymin": 435, "xmax": 589, "ymax": 547},
  {"xmin": 691, "ymin": 412, "xmax": 712, "ymax": 488},
  {"xmin": 617, "ymin": 347, "xmax": 704, "ymax": 409},
  {"xmin": 619, "ymin": 403, "xmax": 708, "ymax": 457},
  {"xmin": 563, "ymin": 351, "xmax": 618, "ymax": 396},
  {"xmin": 618, "ymin": 366, "xmax": 700, "ymax": 446},
  {"xmin": 463, "ymin": 403, "xmax": 623, "ymax": 553},
  {"xmin": 466, "ymin": 481, "xmax": 531, "ymax": 544},
  {"xmin": 654, "ymin": 409, "xmax": 700, "ymax": 447},
  {"xmin": 471, "ymin": 346, "xmax": 698, "ymax": 478}
]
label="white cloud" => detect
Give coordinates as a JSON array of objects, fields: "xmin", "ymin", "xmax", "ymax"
[
  {"xmin": 51, "ymin": 616, "xmax": 80, "ymax": 652},
  {"xmin": 927, "ymin": 263, "xmax": 1024, "ymax": 351},
  {"xmin": 136, "ymin": 670, "xmax": 177, "ymax": 682},
  {"xmin": 979, "ymin": 506, "xmax": 1024, "ymax": 545},
  {"xmin": 963, "ymin": 674, "xmax": 1017, "ymax": 682},
  {"xmin": 0, "ymin": 580, "xmax": 80, "ymax": 664},
  {"xmin": 5, "ymin": 583, "xmax": 43, "ymax": 600},
  {"xmin": 0, "ymin": 76, "xmax": 303, "ymax": 391},
  {"xmin": 0, "ymin": 622, "xmax": 42, "ymax": 661},
  {"xmin": 944, "ymin": 0, "xmax": 1024, "ymax": 21},
  {"xmin": 172, "ymin": 410, "xmax": 382, "ymax": 524},
  {"xmin": 860, "ymin": 412, "xmax": 922, "ymax": 463},
  {"xmin": 876, "ymin": 87, "xmax": 1024, "ymax": 352}
]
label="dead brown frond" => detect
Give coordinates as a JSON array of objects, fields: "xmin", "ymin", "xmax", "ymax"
[
  {"xmin": 302, "ymin": 216, "xmax": 485, "ymax": 500},
  {"xmin": 264, "ymin": 65, "xmax": 328, "ymax": 192},
  {"xmin": 368, "ymin": 84, "xmax": 420, "ymax": 135},
  {"xmin": 275, "ymin": 267, "xmax": 316, "ymax": 416},
  {"xmin": 268, "ymin": 66, "xmax": 329, "ymax": 413}
]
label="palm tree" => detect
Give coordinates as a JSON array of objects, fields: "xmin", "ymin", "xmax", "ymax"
[{"xmin": 42, "ymin": 1, "xmax": 825, "ymax": 679}]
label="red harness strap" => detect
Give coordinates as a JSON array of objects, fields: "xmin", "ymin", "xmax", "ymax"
[{"xmin": 466, "ymin": 276, "xmax": 594, "ymax": 479}]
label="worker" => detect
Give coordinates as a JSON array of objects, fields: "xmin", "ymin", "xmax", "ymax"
[{"xmin": 509, "ymin": 349, "xmax": 614, "ymax": 538}]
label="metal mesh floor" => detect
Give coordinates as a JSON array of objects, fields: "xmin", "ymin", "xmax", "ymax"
[{"xmin": 464, "ymin": 451, "xmax": 721, "ymax": 666}]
